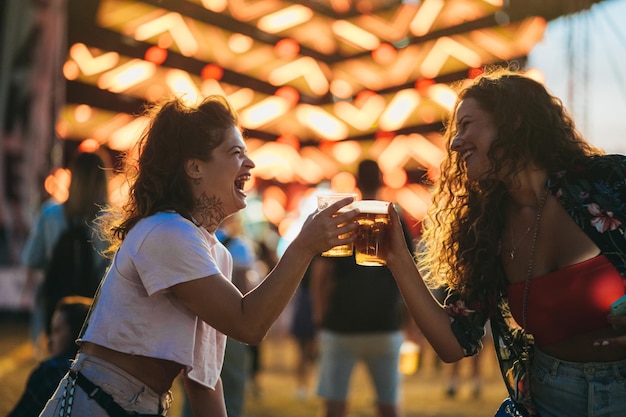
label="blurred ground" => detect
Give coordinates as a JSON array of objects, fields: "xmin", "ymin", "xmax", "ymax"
[{"xmin": 0, "ymin": 312, "xmax": 508, "ymax": 417}]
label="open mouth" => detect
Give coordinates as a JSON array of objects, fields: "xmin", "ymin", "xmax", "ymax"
[
  {"xmin": 461, "ymin": 150, "xmax": 473, "ymax": 161},
  {"xmin": 235, "ymin": 174, "xmax": 251, "ymax": 191}
]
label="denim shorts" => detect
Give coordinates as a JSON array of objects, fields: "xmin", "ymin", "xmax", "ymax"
[
  {"xmin": 316, "ymin": 330, "xmax": 403, "ymax": 404},
  {"xmin": 531, "ymin": 347, "xmax": 626, "ymax": 417},
  {"xmin": 39, "ymin": 353, "xmax": 173, "ymax": 417}
]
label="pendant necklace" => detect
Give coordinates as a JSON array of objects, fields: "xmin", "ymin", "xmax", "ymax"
[{"xmin": 507, "ymin": 218, "xmax": 532, "ymax": 263}]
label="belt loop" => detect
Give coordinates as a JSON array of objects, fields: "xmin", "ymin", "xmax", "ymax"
[
  {"xmin": 70, "ymin": 352, "xmax": 85, "ymax": 371},
  {"xmin": 550, "ymin": 355, "xmax": 559, "ymax": 377}
]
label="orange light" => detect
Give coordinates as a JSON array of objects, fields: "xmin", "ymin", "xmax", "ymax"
[
  {"xmin": 354, "ymin": 90, "xmax": 376, "ymax": 106},
  {"xmin": 134, "ymin": 12, "xmax": 198, "ymax": 57},
  {"xmin": 332, "ymin": 20, "xmax": 380, "ymax": 50},
  {"xmin": 44, "ymin": 168, "xmax": 71, "ymax": 202},
  {"xmin": 98, "ymin": 60, "xmax": 156, "ymax": 93},
  {"xmin": 278, "ymin": 216, "xmax": 295, "ymax": 237},
  {"xmin": 371, "ymin": 43, "xmax": 397, "ymax": 65},
  {"xmin": 268, "ymin": 57, "xmax": 329, "ymax": 96},
  {"xmin": 330, "ymin": 172, "xmax": 356, "ymax": 194},
  {"xmin": 330, "ymin": 79, "xmax": 354, "ymax": 99},
  {"xmin": 240, "ymin": 96, "xmax": 290, "ymax": 128},
  {"xmin": 274, "ymin": 38, "xmax": 300, "ymax": 59},
  {"xmin": 63, "ymin": 60, "xmax": 80, "ymax": 80},
  {"xmin": 415, "ymin": 78, "xmax": 435, "ymax": 95},
  {"xmin": 201, "ymin": 64, "xmax": 223, "ymax": 80},
  {"xmin": 375, "ymin": 130, "xmax": 395, "ymax": 141},
  {"xmin": 78, "ymin": 139, "xmax": 100, "ymax": 153},
  {"xmin": 74, "ymin": 104, "xmax": 92, "ymax": 123},
  {"xmin": 330, "ymin": 141, "xmax": 361, "ymax": 165},
  {"xmin": 228, "ymin": 33, "xmax": 253, "ymax": 53},
  {"xmin": 383, "ymin": 168, "xmax": 408, "ymax": 189},
  {"xmin": 68, "ymin": 43, "xmax": 119, "ymax": 76},
  {"xmin": 263, "ymin": 196, "xmax": 287, "ymax": 225},
  {"xmin": 379, "ymin": 89, "xmax": 420, "ymax": 131},
  {"xmin": 145, "ymin": 46, "xmax": 168, "ymax": 65},
  {"xmin": 257, "ymin": 5, "xmax": 313, "ymax": 33},
  {"xmin": 264, "ymin": 185, "xmax": 288, "ymax": 207},
  {"xmin": 276, "ymin": 134, "xmax": 300, "ymax": 150},
  {"xmin": 275, "ymin": 86, "xmax": 300, "ymax": 106},
  {"xmin": 468, "ymin": 67, "xmax": 484, "ymax": 79},
  {"xmin": 296, "ymin": 105, "xmax": 348, "ymax": 140}
]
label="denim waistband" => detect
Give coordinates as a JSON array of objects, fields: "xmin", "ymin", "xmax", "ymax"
[
  {"xmin": 71, "ymin": 352, "xmax": 173, "ymax": 414},
  {"xmin": 533, "ymin": 347, "xmax": 626, "ymax": 381}
]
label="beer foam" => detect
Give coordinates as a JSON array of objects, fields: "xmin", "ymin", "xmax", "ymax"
[{"xmin": 354, "ymin": 200, "xmax": 389, "ymax": 214}]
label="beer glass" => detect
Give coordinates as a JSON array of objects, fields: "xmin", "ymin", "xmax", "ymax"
[
  {"xmin": 317, "ymin": 193, "xmax": 357, "ymax": 257},
  {"xmin": 353, "ymin": 200, "xmax": 391, "ymax": 266}
]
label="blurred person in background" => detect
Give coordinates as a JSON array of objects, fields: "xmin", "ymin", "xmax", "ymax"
[
  {"xmin": 8, "ymin": 296, "xmax": 92, "ymax": 417},
  {"xmin": 310, "ymin": 159, "xmax": 415, "ymax": 417},
  {"xmin": 289, "ymin": 263, "xmax": 318, "ymax": 401},
  {"xmin": 20, "ymin": 151, "xmax": 109, "ymax": 354}
]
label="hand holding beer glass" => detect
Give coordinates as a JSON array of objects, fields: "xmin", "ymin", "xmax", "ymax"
[
  {"xmin": 317, "ymin": 193, "xmax": 358, "ymax": 257},
  {"xmin": 353, "ymin": 200, "xmax": 391, "ymax": 266}
]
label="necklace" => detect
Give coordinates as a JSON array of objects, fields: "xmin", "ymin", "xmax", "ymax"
[
  {"xmin": 507, "ymin": 219, "xmax": 532, "ymax": 263},
  {"xmin": 520, "ymin": 188, "xmax": 549, "ymax": 415}
]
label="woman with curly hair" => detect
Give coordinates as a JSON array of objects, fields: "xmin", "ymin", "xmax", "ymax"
[
  {"xmin": 384, "ymin": 69, "xmax": 626, "ymax": 416},
  {"xmin": 39, "ymin": 95, "xmax": 358, "ymax": 417}
]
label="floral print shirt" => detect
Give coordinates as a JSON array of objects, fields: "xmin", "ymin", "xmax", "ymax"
[{"xmin": 444, "ymin": 154, "xmax": 626, "ymax": 412}]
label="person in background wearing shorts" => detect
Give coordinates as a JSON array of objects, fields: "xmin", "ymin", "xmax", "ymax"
[{"xmin": 310, "ymin": 160, "xmax": 415, "ymax": 417}]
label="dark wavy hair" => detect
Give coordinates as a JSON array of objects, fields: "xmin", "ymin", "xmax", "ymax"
[
  {"xmin": 99, "ymin": 95, "xmax": 239, "ymax": 254},
  {"xmin": 418, "ymin": 69, "xmax": 603, "ymax": 300}
]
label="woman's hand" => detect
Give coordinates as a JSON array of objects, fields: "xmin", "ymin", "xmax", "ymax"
[
  {"xmin": 594, "ymin": 315, "xmax": 626, "ymax": 347},
  {"xmin": 292, "ymin": 196, "xmax": 359, "ymax": 257},
  {"xmin": 384, "ymin": 203, "xmax": 414, "ymax": 266}
]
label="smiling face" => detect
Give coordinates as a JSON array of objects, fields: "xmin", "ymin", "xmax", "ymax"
[
  {"xmin": 450, "ymin": 98, "xmax": 498, "ymax": 181},
  {"xmin": 187, "ymin": 125, "xmax": 255, "ymax": 232}
]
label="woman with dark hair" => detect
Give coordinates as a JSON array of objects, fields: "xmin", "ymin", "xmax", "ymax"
[
  {"xmin": 21, "ymin": 151, "xmax": 110, "ymax": 346},
  {"xmin": 39, "ymin": 95, "xmax": 357, "ymax": 417},
  {"xmin": 8, "ymin": 296, "xmax": 93, "ymax": 417},
  {"xmin": 384, "ymin": 69, "xmax": 626, "ymax": 416}
]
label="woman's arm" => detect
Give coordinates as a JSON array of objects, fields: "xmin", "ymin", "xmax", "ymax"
[
  {"xmin": 183, "ymin": 375, "xmax": 227, "ymax": 417},
  {"xmin": 172, "ymin": 198, "xmax": 358, "ymax": 345},
  {"xmin": 385, "ymin": 205, "xmax": 466, "ymax": 362}
]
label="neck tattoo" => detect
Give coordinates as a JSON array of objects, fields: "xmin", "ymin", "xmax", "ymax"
[{"xmin": 194, "ymin": 194, "xmax": 225, "ymax": 230}]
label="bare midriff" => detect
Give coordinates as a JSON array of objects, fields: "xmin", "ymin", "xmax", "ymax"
[
  {"xmin": 540, "ymin": 327, "xmax": 626, "ymax": 363},
  {"xmin": 80, "ymin": 342, "xmax": 184, "ymax": 394}
]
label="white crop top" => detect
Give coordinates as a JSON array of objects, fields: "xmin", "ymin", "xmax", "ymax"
[{"xmin": 80, "ymin": 211, "xmax": 232, "ymax": 388}]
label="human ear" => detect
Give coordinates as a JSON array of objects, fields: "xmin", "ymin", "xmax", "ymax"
[{"xmin": 184, "ymin": 158, "xmax": 202, "ymax": 180}]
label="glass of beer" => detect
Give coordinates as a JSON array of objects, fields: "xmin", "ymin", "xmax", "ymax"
[
  {"xmin": 353, "ymin": 200, "xmax": 391, "ymax": 266},
  {"xmin": 317, "ymin": 193, "xmax": 357, "ymax": 257}
]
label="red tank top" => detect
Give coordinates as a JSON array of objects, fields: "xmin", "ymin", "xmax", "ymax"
[{"xmin": 507, "ymin": 254, "xmax": 625, "ymax": 346}]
